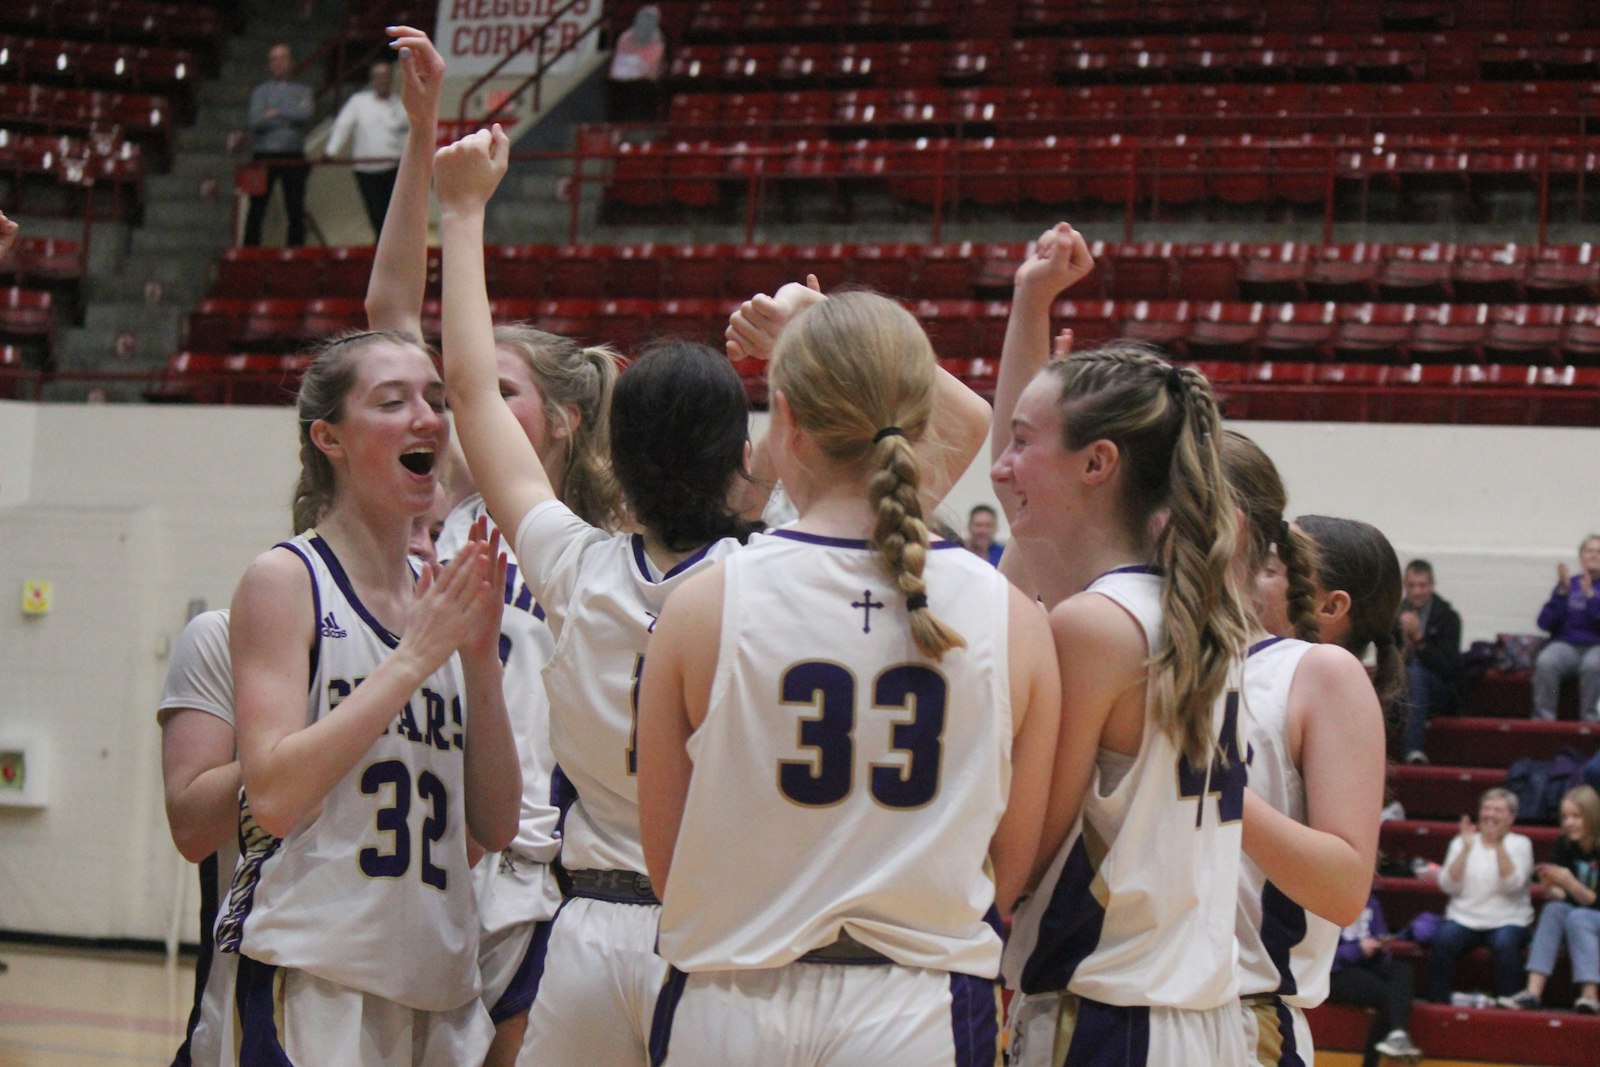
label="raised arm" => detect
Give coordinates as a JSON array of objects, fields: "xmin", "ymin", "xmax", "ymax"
[
  {"xmin": 728, "ymin": 276, "xmax": 990, "ymax": 514},
  {"xmin": 436, "ymin": 126, "xmax": 556, "ymax": 537},
  {"xmin": 232, "ymin": 541, "xmax": 495, "ymax": 838},
  {"xmin": 991, "ymin": 223, "xmax": 1095, "ymax": 503},
  {"xmin": 365, "ymin": 26, "xmax": 444, "ymax": 334},
  {"xmin": 989, "ymin": 585, "xmax": 1061, "ymax": 915},
  {"xmin": 1241, "ymin": 644, "xmax": 1386, "ymax": 926}
]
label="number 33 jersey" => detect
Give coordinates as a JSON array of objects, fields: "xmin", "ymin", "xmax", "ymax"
[
  {"xmin": 657, "ymin": 530, "xmax": 1012, "ymax": 977},
  {"xmin": 216, "ymin": 532, "xmax": 481, "ymax": 1011},
  {"xmin": 1001, "ymin": 568, "xmax": 1246, "ymax": 1011}
]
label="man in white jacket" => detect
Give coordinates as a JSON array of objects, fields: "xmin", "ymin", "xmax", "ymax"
[{"xmin": 325, "ymin": 61, "xmax": 408, "ymax": 239}]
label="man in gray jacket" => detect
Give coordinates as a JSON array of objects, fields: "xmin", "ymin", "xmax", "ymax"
[{"xmin": 243, "ymin": 43, "xmax": 314, "ymax": 247}]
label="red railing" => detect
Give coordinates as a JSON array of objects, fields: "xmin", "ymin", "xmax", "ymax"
[{"xmin": 455, "ymin": 0, "xmax": 609, "ymax": 133}]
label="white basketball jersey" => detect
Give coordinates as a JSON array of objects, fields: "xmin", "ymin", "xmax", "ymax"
[
  {"xmin": 514, "ymin": 499, "xmax": 743, "ymax": 876},
  {"xmin": 657, "ymin": 531, "xmax": 1011, "ymax": 977},
  {"xmin": 1003, "ymin": 567, "xmax": 1245, "ymax": 1010},
  {"xmin": 157, "ymin": 609, "xmax": 239, "ymax": 1067},
  {"xmin": 437, "ymin": 496, "xmax": 563, "ymax": 930},
  {"xmin": 1236, "ymin": 636, "xmax": 1340, "ymax": 1007},
  {"xmin": 215, "ymin": 533, "xmax": 481, "ymax": 1011}
]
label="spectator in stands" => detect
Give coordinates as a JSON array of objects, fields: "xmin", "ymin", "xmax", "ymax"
[
  {"xmin": 323, "ymin": 60, "xmax": 408, "ymax": 241},
  {"xmin": 1533, "ymin": 536, "xmax": 1600, "ymax": 723},
  {"xmin": 1499, "ymin": 784, "xmax": 1600, "ymax": 1014},
  {"xmin": 606, "ymin": 5, "xmax": 665, "ymax": 122},
  {"xmin": 1427, "ymin": 787, "xmax": 1535, "ymax": 1005},
  {"xmin": 1398, "ymin": 559, "xmax": 1463, "ymax": 765},
  {"xmin": 0, "ymin": 210, "xmax": 16, "ymax": 262},
  {"xmin": 1328, "ymin": 887, "xmax": 1424, "ymax": 1065},
  {"xmin": 243, "ymin": 43, "xmax": 314, "ymax": 248},
  {"xmin": 965, "ymin": 503, "xmax": 1004, "ymax": 566}
]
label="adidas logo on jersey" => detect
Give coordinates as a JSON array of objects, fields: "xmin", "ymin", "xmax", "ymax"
[{"xmin": 320, "ymin": 612, "xmax": 348, "ymax": 638}]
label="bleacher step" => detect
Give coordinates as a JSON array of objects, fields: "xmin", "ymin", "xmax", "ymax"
[
  {"xmin": 1426, "ymin": 718, "xmax": 1600, "ymax": 767},
  {"xmin": 1307, "ymin": 1002, "xmax": 1599, "ymax": 1066}
]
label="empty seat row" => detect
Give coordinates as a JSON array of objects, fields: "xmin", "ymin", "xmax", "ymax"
[
  {"xmin": 209, "ymin": 240, "xmax": 1600, "ymax": 305},
  {"xmin": 0, "ymin": 0, "xmax": 226, "ymax": 52},
  {"xmin": 184, "ymin": 292, "xmax": 1600, "ymax": 370},
  {"xmin": 0, "ymin": 34, "xmax": 198, "ymax": 102},
  {"xmin": 0, "ymin": 82, "xmax": 172, "ymax": 162},
  {"xmin": 616, "ymin": 0, "xmax": 1598, "ymax": 44},
  {"xmin": 657, "ymin": 80, "xmax": 1600, "ymax": 140},
  {"xmin": 595, "ymin": 133, "xmax": 1600, "ymax": 221},
  {"xmin": 663, "ymin": 30, "xmax": 1600, "ymax": 92}
]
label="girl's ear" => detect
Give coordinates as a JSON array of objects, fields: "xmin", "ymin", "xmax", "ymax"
[
  {"xmin": 1320, "ymin": 589, "xmax": 1353, "ymax": 624},
  {"xmin": 1080, "ymin": 439, "xmax": 1120, "ymax": 485},
  {"xmin": 309, "ymin": 418, "xmax": 342, "ymax": 460}
]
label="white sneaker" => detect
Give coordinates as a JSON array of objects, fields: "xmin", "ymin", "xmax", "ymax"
[{"xmin": 1374, "ymin": 1030, "xmax": 1423, "ymax": 1058}]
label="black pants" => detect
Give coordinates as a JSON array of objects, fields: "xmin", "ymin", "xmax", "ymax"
[
  {"xmin": 243, "ymin": 151, "xmax": 309, "ymax": 247},
  {"xmin": 353, "ymin": 167, "xmax": 399, "ymax": 241},
  {"xmin": 1327, "ymin": 956, "xmax": 1416, "ymax": 1067}
]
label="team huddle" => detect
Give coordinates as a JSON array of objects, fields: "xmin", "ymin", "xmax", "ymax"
[{"xmin": 155, "ymin": 27, "xmax": 1390, "ymax": 1067}]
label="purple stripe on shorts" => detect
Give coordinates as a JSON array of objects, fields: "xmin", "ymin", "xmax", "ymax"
[
  {"xmin": 647, "ymin": 966, "xmax": 689, "ymax": 1067},
  {"xmin": 490, "ymin": 911, "xmax": 560, "ymax": 1024},
  {"xmin": 1065, "ymin": 997, "xmax": 1151, "ymax": 1067},
  {"xmin": 1274, "ymin": 998, "xmax": 1307, "ymax": 1067},
  {"xmin": 948, "ymin": 972, "xmax": 999, "ymax": 1067},
  {"xmin": 233, "ymin": 956, "xmax": 295, "ymax": 1066}
]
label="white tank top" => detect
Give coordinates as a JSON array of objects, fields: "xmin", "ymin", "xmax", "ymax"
[
  {"xmin": 437, "ymin": 496, "xmax": 563, "ymax": 930},
  {"xmin": 1236, "ymin": 635, "xmax": 1340, "ymax": 1006},
  {"xmin": 1003, "ymin": 567, "xmax": 1245, "ymax": 1010},
  {"xmin": 656, "ymin": 531, "xmax": 1011, "ymax": 975},
  {"xmin": 514, "ymin": 500, "xmax": 744, "ymax": 876},
  {"xmin": 215, "ymin": 533, "xmax": 480, "ymax": 1010}
]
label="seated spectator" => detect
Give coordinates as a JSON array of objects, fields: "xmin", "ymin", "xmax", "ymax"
[
  {"xmin": 965, "ymin": 503, "xmax": 1004, "ymax": 566},
  {"xmin": 1426, "ymin": 788, "xmax": 1535, "ymax": 1004},
  {"xmin": 1398, "ymin": 559, "xmax": 1462, "ymax": 765},
  {"xmin": 1534, "ymin": 536, "xmax": 1600, "ymax": 723},
  {"xmin": 1499, "ymin": 785, "xmax": 1600, "ymax": 1013},
  {"xmin": 607, "ymin": 5, "xmax": 665, "ymax": 122},
  {"xmin": 1329, "ymin": 888, "xmax": 1424, "ymax": 1065}
]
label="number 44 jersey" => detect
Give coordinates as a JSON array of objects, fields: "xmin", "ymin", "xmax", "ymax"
[
  {"xmin": 1001, "ymin": 567, "xmax": 1247, "ymax": 1011},
  {"xmin": 656, "ymin": 530, "xmax": 1013, "ymax": 977},
  {"xmin": 216, "ymin": 532, "xmax": 482, "ymax": 1012}
]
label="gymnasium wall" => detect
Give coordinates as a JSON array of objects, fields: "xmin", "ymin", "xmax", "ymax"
[{"xmin": 0, "ymin": 398, "xmax": 1595, "ymax": 941}]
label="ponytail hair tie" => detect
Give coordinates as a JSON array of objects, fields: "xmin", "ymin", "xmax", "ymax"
[
  {"xmin": 1165, "ymin": 365, "xmax": 1185, "ymax": 395},
  {"xmin": 873, "ymin": 426, "xmax": 905, "ymax": 443},
  {"xmin": 906, "ymin": 593, "xmax": 929, "ymax": 611},
  {"xmin": 1277, "ymin": 519, "xmax": 1291, "ymax": 548}
]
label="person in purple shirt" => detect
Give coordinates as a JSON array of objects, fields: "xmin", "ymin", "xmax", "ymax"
[
  {"xmin": 965, "ymin": 503, "xmax": 1005, "ymax": 567},
  {"xmin": 1327, "ymin": 890, "xmax": 1423, "ymax": 1065},
  {"xmin": 1533, "ymin": 535, "xmax": 1600, "ymax": 722}
]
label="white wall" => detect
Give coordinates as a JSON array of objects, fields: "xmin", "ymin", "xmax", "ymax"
[{"xmin": 1, "ymin": 400, "xmax": 1595, "ymax": 940}]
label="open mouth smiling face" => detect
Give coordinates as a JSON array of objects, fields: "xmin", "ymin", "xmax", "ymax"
[{"xmin": 399, "ymin": 446, "xmax": 437, "ymax": 476}]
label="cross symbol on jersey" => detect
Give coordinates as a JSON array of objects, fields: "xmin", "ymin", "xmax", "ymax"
[{"xmin": 852, "ymin": 590, "xmax": 885, "ymax": 634}]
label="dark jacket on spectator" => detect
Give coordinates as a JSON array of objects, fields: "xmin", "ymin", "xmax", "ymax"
[{"xmin": 1405, "ymin": 593, "xmax": 1463, "ymax": 685}]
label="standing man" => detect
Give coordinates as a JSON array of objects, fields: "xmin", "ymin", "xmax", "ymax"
[
  {"xmin": 1398, "ymin": 559, "xmax": 1463, "ymax": 764},
  {"xmin": 965, "ymin": 503, "xmax": 1005, "ymax": 567},
  {"xmin": 243, "ymin": 43, "xmax": 314, "ymax": 247},
  {"xmin": 324, "ymin": 60, "xmax": 408, "ymax": 241}
]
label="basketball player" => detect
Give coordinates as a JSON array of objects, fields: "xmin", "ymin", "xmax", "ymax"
[
  {"xmin": 362, "ymin": 29, "xmax": 631, "ymax": 1064},
  {"xmin": 636, "ymin": 290, "xmax": 1060, "ymax": 1064},
  {"xmin": 220, "ymin": 330, "xmax": 519, "ymax": 1066},
  {"xmin": 1221, "ymin": 432, "xmax": 1387, "ymax": 1067},
  {"xmin": 990, "ymin": 223, "xmax": 1256, "ymax": 1065},
  {"xmin": 434, "ymin": 126, "xmax": 992, "ymax": 1067},
  {"xmin": 158, "ymin": 608, "xmax": 237, "ymax": 1067}
]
